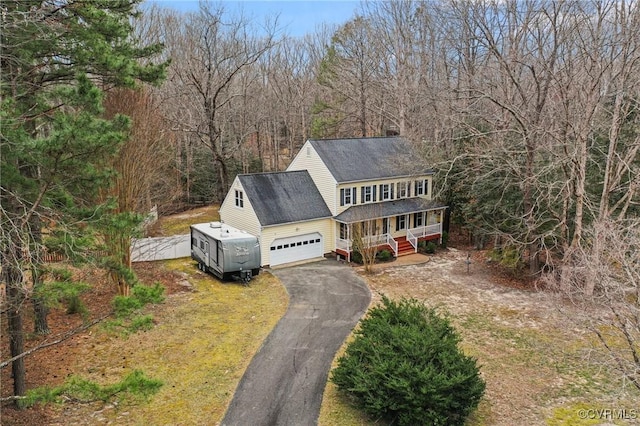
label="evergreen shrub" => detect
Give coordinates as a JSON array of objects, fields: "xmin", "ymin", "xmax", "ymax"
[{"xmin": 331, "ymin": 296, "xmax": 485, "ymax": 426}]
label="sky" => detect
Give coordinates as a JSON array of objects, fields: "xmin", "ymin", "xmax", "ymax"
[{"xmin": 145, "ymin": 0, "xmax": 361, "ymax": 37}]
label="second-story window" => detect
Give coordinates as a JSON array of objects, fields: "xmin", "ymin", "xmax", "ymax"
[
  {"xmin": 414, "ymin": 179, "xmax": 428, "ymax": 196},
  {"xmin": 361, "ymin": 185, "xmax": 376, "ymax": 203},
  {"xmin": 235, "ymin": 190, "xmax": 244, "ymax": 207},
  {"xmin": 340, "ymin": 187, "xmax": 356, "ymax": 206},
  {"xmin": 398, "ymin": 181, "xmax": 409, "ymax": 198},
  {"xmin": 380, "ymin": 183, "xmax": 393, "ymax": 201}
]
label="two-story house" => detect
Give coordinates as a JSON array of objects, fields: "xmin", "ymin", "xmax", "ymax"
[{"xmin": 219, "ymin": 137, "xmax": 447, "ymax": 267}]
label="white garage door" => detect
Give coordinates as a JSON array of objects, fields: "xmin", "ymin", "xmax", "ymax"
[{"xmin": 269, "ymin": 233, "xmax": 323, "ymax": 266}]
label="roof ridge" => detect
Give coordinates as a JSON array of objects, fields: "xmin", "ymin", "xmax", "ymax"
[
  {"xmin": 308, "ymin": 136, "xmax": 402, "ymax": 142},
  {"xmin": 238, "ymin": 170, "xmax": 306, "ymax": 177}
]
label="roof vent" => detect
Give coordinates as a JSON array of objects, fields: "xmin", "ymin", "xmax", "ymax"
[{"xmin": 210, "ymin": 222, "xmax": 222, "ymax": 228}]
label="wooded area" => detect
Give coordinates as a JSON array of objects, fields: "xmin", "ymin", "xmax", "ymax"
[{"xmin": 2, "ymin": 0, "xmax": 639, "ymax": 404}]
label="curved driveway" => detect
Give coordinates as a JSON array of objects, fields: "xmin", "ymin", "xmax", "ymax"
[{"xmin": 221, "ymin": 259, "xmax": 371, "ymax": 426}]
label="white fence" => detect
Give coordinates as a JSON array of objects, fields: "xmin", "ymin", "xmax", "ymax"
[{"xmin": 131, "ymin": 234, "xmax": 191, "ymax": 262}]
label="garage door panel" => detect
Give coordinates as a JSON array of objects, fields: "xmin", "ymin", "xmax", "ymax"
[{"xmin": 270, "ymin": 233, "xmax": 322, "ymax": 266}]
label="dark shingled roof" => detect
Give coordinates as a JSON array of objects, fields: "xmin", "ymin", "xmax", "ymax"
[
  {"xmin": 238, "ymin": 171, "xmax": 332, "ymax": 226},
  {"xmin": 308, "ymin": 137, "xmax": 432, "ymax": 183},
  {"xmin": 334, "ymin": 198, "xmax": 447, "ymax": 223}
]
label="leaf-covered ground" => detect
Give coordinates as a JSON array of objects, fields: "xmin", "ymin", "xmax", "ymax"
[
  {"xmin": 319, "ymin": 249, "xmax": 640, "ymax": 426},
  {"xmin": 3, "ymin": 210, "xmax": 638, "ymax": 425},
  {"xmin": 1, "ymin": 206, "xmax": 288, "ymax": 425},
  {"xmin": 1, "ymin": 259, "xmax": 287, "ymax": 425}
]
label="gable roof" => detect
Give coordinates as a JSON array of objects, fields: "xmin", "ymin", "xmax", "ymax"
[
  {"xmin": 307, "ymin": 136, "xmax": 432, "ymax": 183},
  {"xmin": 238, "ymin": 170, "xmax": 332, "ymax": 226}
]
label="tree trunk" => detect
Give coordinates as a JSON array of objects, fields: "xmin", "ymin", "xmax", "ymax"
[
  {"xmin": 4, "ymin": 259, "xmax": 27, "ymax": 401},
  {"xmin": 215, "ymin": 155, "xmax": 229, "ymax": 203},
  {"xmin": 31, "ymin": 218, "xmax": 50, "ymax": 334},
  {"xmin": 33, "ymin": 291, "xmax": 50, "ymax": 335}
]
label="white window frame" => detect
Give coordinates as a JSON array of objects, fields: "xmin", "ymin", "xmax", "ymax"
[
  {"xmin": 363, "ymin": 186, "xmax": 373, "ymax": 203},
  {"xmin": 380, "ymin": 183, "xmax": 392, "ymax": 201},
  {"xmin": 398, "ymin": 181, "xmax": 408, "ymax": 199},
  {"xmin": 340, "ymin": 187, "xmax": 356, "ymax": 206},
  {"xmin": 415, "ymin": 179, "xmax": 426, "ymax": 196},
  {"xmin": 414, "ymin": 212, "xmax": 424, "ymax": 227},
  {"xmin": 235, "ymin": 190, "xmax": 244, "ymax": 207}
]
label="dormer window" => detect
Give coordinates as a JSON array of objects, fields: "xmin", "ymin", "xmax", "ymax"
[{"xmin": 235, "ymin": 190, "xmax": 244, "ymax": 207}]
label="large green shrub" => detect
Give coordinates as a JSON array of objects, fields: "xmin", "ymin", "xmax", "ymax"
[{"xmin": 331, "ymin": 296, "xmax": 485, "ymax": 426}]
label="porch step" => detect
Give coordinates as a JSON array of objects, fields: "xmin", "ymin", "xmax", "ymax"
[{"xmin": 395, "ymin": 240, "xmax": 415, "ymax": 256}]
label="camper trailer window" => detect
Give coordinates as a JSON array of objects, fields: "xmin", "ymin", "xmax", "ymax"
[{"xmin": 200, "ymin": 240, "xmax": 204, "ymax": 250}]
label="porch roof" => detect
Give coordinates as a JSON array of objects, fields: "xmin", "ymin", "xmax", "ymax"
[{"xmin": 334, "ymin": 198, "xmax": 447, "ymax": 223}]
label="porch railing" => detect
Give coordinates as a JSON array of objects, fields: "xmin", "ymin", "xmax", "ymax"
[
  {"xmin": 336, "ymin": 237, "xmax": 351, "ymax": 253},
  {"xmin": 407, "ymin": 228, "xmax": 418, "ymax": 252},
  {"xmin": 407, "ymin": 223, "xmax": 442, "ymax": 242},
  {"xmin": 385, "ymin": 234, "xmax": 398, "ymax": 254},
  {"xmin": 336, "ymin": 233, "xmax": 398, "ymax": 256}
]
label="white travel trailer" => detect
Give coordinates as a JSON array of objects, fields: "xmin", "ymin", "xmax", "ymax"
[{"xmin": 190, "ymin": 222, "xmax": 260, "ymax": 284}]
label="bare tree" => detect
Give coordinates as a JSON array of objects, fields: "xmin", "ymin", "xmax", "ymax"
[
  {"xmin": 350, "ymin": 220, "xmax": 380, "ymax": 274},
  {"xmin": 547, "ymin": 219, "xmax": 640, "ymax": 390},
  {"xmin": 162, "ymin": 3, "xmax": 279, "ymax": 202}
]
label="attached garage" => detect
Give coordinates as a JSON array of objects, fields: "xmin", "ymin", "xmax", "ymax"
[
  {"xmin": 269, "ymin": 233, "xmax": 323, "ymax": 266},
  {"xmin": 219, "ymin": 171, "xmax": 333, "ymax": 267}
]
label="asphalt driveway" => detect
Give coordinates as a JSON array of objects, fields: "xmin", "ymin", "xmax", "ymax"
[{"xmin": 221, "ymin": 259, "xmax": 371, "ymax": 426}]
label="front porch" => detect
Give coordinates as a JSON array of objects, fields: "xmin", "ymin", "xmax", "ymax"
[
  {"xmin": 335, "ymin": 223, "xmax": 442, "ymax": 261},
  {"xmin": 333, "ymin": 197, "xmax": 447, "ymax": 262}
]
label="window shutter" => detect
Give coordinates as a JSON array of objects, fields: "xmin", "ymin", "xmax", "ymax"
[
  {"xmin": 425, "ymin": 179, "xmax": 429, "ymax": 196},
  {"xmin": 340, "ymin": 188, "xmax": 345, "ymax": 206},
  {"xmin": 407, "ymin": 181, "xmax": 411, "ymax": 197},
  {"xmin": 373, "ymin": 185, "xmax": 377, "ymax": 202},
  {"xmin": 391, "ymin": 183, "xmax": 395, "ymax": 199},
  {"xmin": 361, "ymin": 187, "xmax": 365, "ymax": 203},
  {"xmin": 352, "ymin": 187, "xmax": 357, "ymax": 204}
]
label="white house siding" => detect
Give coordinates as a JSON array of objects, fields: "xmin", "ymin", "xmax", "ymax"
[
  {"xmin": 219, "ymin": 178, "xmax": 262, "ymax": 238},
  {"xmin": 335, "ymin": 175, "xmax": 434, "ymax": 216},
  {"xmin": 260, "ymin": 218, "xmax": 333, "ymax": 266},
  {"xmin": 287, "ymin": 141, "xmax": 338, "ymax": 214}
]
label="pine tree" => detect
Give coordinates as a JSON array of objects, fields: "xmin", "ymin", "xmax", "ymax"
[{"xmin": 1, "ymin": 0, "xmax": 165, "ymax": 401}]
